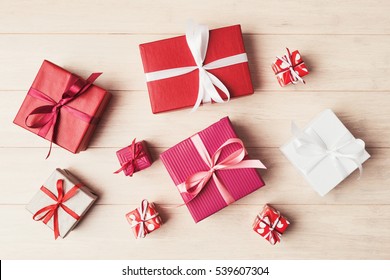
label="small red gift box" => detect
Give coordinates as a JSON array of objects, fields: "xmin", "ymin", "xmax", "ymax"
[
  {"xmin": 253, "ymin": 204, "xmax": 290, "ymax": 245},
  {"xmin": 114, "ymin": 139, "xmax": 153, "ymax": 176},
  {"xmin": 160, "ymin": 117, "xmax": 266, "ymax": 223},
  {"xmin": 13, "ymin": 60, "xmax": 111, "ymax": 157},
  {"xmin": 125, "ymin": 200, "xmax": 162, "ymax": 238},
  {"xmin": 139, "ymin": 23, "xmax": 254, "ymax": 113},
  {"xmin": 272, "ymin": 48, "xmax": 309, "ymax": 87}
]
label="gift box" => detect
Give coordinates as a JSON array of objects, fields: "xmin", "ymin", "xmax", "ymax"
[
  {"xmin": 160, "ymin": 116, "xmax": 266, "ymax": 222},
  {"xmin": 13, "ymin": 60, "xmax": 111, "ymax": 157},
  {"xmin": 253, "ymin": 204, "xmax": 290, "ymax": 245},
  {"xmin": 125, "ymin": 199, "xmax": 162, "ymax": 238},
  {"xmin": 280, "ymin": 109, "xmax": 370, "ymax": 196},
  {"xmin": 139, "ymin": 23, "xmax": 254, "ymax": 113},
  {"xmin": 26, "ymin": 168, "xmax": 98, "ymax": 239},
  {"xmin": 114, "ymin": 139, "xmax": 153, "ymax": 176},
  {"xmin": 272, "ymin": 48, "xmax": 309, "ymax": 87}
]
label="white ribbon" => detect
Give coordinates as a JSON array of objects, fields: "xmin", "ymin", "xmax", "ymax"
[
  {"xmin": 276, "ymin": 48, "xmax": 305, "ymax": 84},
  {"xmin": 259, "ymin": 213, "xmax": 282, "ymax": 245},
  {"xmin": 131, "ymin": 199, "xmax": 159, "ymax": 238},
  {"xmin": 292, "ymin": 122, "xmax": 366, "ymax": 178},
  {"xmin": 145, "ymin": 22, "xmax": 249, "ymax": 112}
]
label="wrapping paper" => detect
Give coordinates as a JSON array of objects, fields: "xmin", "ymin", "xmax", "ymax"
[
  {"xmin": 160, "ymin": 116, "xmax": 265, "ymax": 222},
  {"xmin": 280, "ymin": 109, "xmax": 370, "ymax": 196},
  {"xmin": 272, "ymin": 49, "xmax": 309, "ymax": 86},
  {"xmin": 140, "ymin": 24, "xmax": 254, "ymax": 113},
  {"xmin": 13, "ymin": 60, "xmax": 111, "ymax": 154},
  {"xmin": 253, "ymin": 204, "xmax": 290, "ymax": 245},
  {"xmin": 125, "ymin": 200, "xmax": 162, "ymax": 238},
  {"xmin": 115, "ymin": 139, "xmax": 153, "ymax": 176},
  {"xmin": 26, "ymin": 168, "xmax": 97, "ymax": 239}
]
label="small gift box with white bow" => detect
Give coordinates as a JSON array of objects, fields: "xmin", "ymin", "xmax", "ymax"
[
  {"xmin": 253, "ymin": 204, "xmax": 290, "ymax": 245},
  {"xmin": 26, "ymin": 168, "xmax": 98, "ymax": 239},
  {"xmin": 280, "ymin": 109, "xmax": 370, "ymax": 196},
  {"xmin": 125, "ymin": 200, "xmax": 162, "ymax": 238},
  {"xmin": 114, "ymin": 139, "xmax": 153, "ymax": 177},
  {"xmin": 272, "ymin": 48, "xmax": 309, "ymax": 87},
  {"xmin": 139, "ymin": 23, "xmax": 254, "ymax": 113}
]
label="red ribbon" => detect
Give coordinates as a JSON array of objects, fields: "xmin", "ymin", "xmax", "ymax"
[
  {"xmin": 32, "ymin": 179, "xmax": 81, "ymax": 240},
  {"xmin": 114, "ymin": 139, "xmax": 145, "ymax": 176},
  {"xmin": 177, "ymin": 135, "xmax": 266, "ymax": 205},
  {"xmin": 25, "ymin": 72, "xmax": 102, "ymax": 158}
]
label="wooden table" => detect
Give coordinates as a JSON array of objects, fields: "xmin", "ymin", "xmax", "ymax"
[{"xmin": 1, "ymin": 0, "xmax": 389, "ymax": 259}]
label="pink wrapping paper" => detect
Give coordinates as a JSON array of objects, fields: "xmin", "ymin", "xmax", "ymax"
[{"xmin": 160, "ymin": 117, "xmax": 265, "ymax": 222}]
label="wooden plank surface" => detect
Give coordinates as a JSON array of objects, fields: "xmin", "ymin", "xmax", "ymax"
[{"xmin": 0, "ymin": 0, "xmax": 389, "ymax": 260}]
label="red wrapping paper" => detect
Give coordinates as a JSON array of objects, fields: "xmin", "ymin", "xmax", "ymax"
[
  {"xmin": 116, "ymin": 140, "xmax": 153, "ymax": 176},
  {"xmin": 253, "ymin": 204, "xmax": 290, "ymax": 245},
  {"xmin": 139, "ymin": 25, "xmax": 254, "ymax": 113},
  {"xmin": 160, "ymin": 117, "xmax": 265, "ymax": 223},
  {"xmin": 272, "ymin": 49, "xmax": 309, "ymax": 87},
  {"xmin": 125, "ymin": 200, "xmax": 162, "ymax": 238},
  {"xmin": 13, "ymin": 60, "xmax": 111, "ymax": 154}
]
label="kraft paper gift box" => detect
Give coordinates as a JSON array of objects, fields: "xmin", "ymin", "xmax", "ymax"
[
  {"xmin": 272, "ymin": 48, "xmax": 309, "ymax": 86},
  {"xmin": 160, "ymin": 116, "xmax": 266, "ymax": 222},
  {"xmin": 280, "ymin": 109, "xmax": 370, "ymax": 196},
  {"xmin": 125, "ymin": 199, "xmax": 162, "ymax": 238},
  {"xmin": 114, "ymin": 139, "xmax": 153, "ymax": 177},
  {"xmin": 139, "ymin": 23, "xmax": 254, "ymax": 113},
  {"xmin": 14, "ymin": 60, "xmax": 111, "ymax": 157},
  {"xmin": 26, "ymin": 168, "xmax": 98, "ymax": 239},
  {"xmin": 253, "ymin": 204, "xmax": 290, "ymax": 245}
]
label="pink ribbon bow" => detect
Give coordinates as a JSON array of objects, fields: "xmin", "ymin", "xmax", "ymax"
[
  {"xmin": 177, "ymin": 134, "xmax": 266, "ymax": 205},
  {"xmin": 25, "ymin": 72, "xmax": 102, "ymax": 158}
]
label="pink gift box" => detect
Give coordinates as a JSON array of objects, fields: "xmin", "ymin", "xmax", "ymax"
[
  {"xmin": 160, "ymin": 117, "xmax": 266, "ymax": 222},
  {"xmin": 115, "ymin": 140, "xmax": 153, "ymax": 177}
]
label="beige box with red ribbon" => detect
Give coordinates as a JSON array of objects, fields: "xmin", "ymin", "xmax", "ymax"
[{"xmin": 26, "ymin": 168, "xmax": 98, "ymax": 239}]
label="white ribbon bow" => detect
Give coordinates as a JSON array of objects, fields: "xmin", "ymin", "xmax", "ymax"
[
  {"xmin": 276, "ymin": 48, "xmax": 305, "ymax": 84},
  {"xmin": 260, "ymin": 214, "xmax": 282, "ymax": 245},
  {"xmin": 131, "ymin": 199, "xmax": 159, "ymax": 238},
  {"xmin": 145, "ymin": 22, "xmax": 249, "ymax": 112},
  {"xmin": 292, "ymin": 122, "xmax": 366, "ymax": 178}
]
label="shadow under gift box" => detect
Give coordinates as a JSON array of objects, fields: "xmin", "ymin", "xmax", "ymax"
[
  {"xmin": 160, "ymin": 116, "xmax": 266, "ymax": 223},
  {"xmin": 139, "ymin": 24, "xmax": 254, "ymax": 113},
  {"xmin": 13, "ymin": 60, "xmax": 111, "ymax": 154},
  {"xmin": 26, "ymin": 168, "xmax": 98, "ymax": 239}
]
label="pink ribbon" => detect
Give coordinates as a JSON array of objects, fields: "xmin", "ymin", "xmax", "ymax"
[
  {"xmin": 177, "ymin": 135, "xmax": 266, "ymax": 205},
  {"xmin": 25, "ymin": 73, "xmax": 102, "ymax": 158}
]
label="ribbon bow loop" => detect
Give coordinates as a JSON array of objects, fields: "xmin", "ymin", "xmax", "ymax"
[
  {"xmin": 114, "ymin": 139, "xmax": 145, "ymax": 176},
  {"xmin": 178, "ymin": 135, "xmax": 266, "ymax": 205},
  {"xmin": 132, "ymin": 199, "xmax": 159, "ymax": 238},
  {"xmin": 276, "ymin": 48, "xmax": 305, "ymax": 84},
  {"xmin": 291, "ymin": 121, "xmax": 365, "ymax": 177},
  {"xmin": 32, "ymin": 179, "xmax": 81, "ymax": 239}
]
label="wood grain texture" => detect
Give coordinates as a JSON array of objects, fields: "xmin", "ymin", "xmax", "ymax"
[{"xmin": 0, "ymin": 0, "xmax": 389, "ymax": 260}]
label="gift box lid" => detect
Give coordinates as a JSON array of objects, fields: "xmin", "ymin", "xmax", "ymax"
[
  {"xmin": 160, "ymin": 116, "xmax": 265, "ymax": 222},
  {"xmin": 139, "ymin": 24, "xmax": 254, "ymax": 113},
  {"xmin": 26, "ymin": 168, "xmax": 98, "ymax": 238},
  {"xmin": 280, "ymin": 109, "xmax": 370, "ymax": 196}
]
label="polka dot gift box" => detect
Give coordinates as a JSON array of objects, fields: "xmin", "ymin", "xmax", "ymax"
[
  {"xmin": 125, "ymin": 199, "xmax": 162, "ymax": 238},
  {"xmin": 253, "ymin": 204, "xmax": 290, "ymax": 245}
]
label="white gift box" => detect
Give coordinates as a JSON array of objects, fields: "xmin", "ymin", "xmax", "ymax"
[
  {"xmin": 26, "ymin": 168, "xmax": 97, "ymax": 238},
  {"xmin": 280, "ymin": 109, "xmax": 370, "ymax": 196}
]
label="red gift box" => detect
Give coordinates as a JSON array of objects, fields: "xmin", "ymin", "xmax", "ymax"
[
  {"xmin": 253, "ymin": 204, "xmax": 290, "ymax": 245},
  {"xmin": 160, "ymin": 117, "xmax": 266, "ymax": 223},
  {"xmin": 272, "ymin": 48, "xmax": 309, "ymax": 87},
  {"xmin": 125, "ymin": 200, "xmax": 162, "ymax": 238},
  {"xmin": 13, "ymin": 60, "xmax": 111, "ymax": 156},
  {"xmin": 114, "ymin": 139, "xmax": 153, "ymax": 176},
  {"xmin": 139, "ymin": 23, "xmax": 254, "ymax": 113}
]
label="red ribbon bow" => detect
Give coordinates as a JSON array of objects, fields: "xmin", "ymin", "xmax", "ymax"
[
  {"xmin": 32, "ymin": 179, "xmax": 81, "ymax": 239},
  {"xmin": 177, "ymin": 135, "xmax": 266, "ymax": 205},
  {"xmin": 114, "ymin": 139, "xmax": 145, "ymax": 176},
  {"xmin": 25, "ymin": 72, "xmax": 102, "ymax": 158}
]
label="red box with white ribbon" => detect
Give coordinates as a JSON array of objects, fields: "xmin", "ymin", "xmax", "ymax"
[{"xmin": 139, "ymin": 23, "xmax": 254, "ymax": 113}]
